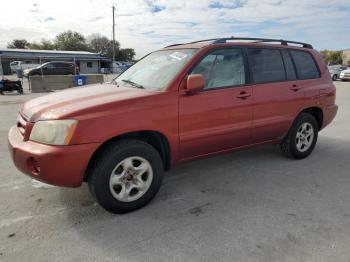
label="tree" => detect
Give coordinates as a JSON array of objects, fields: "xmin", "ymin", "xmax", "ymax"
[
  {"xmin": 29, "ymin": 39, "xmax": 56, "ymax": 50},
  {"xmin": 328, "ymin": 51, "xmax": 343, "ymax": 65},
  {"xmin": 320, "ymin": 50, "xmax": 343, "ymax": 65},
  {"xmin": 55, "ymin": 30, "xmax": 89, "ymax": 51},
  {"xmin": 7, "ymin": 39, "xmax": 30, "ymax": 49},
  {"xmin": 87, "ymin": 34, "xmax": 135, "ymax": 60},
  {"xmin": 87, "ymin": 34, "xmax": 117, "ymax": 57},
  {"xmin": 116, "ymin": 48, "xmax": 136, "ymax": 61}
]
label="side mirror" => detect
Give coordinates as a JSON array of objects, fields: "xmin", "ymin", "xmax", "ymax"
[{"xmin": 185, "ymin": 74, "xmax": 205, "ymax": 94}]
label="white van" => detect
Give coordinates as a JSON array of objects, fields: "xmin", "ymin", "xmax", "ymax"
[{"xmin": 10, "ymin": 61, "xmax": 40, "ymax": 73}]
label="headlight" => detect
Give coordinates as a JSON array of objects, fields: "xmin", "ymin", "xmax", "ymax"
[{"xmin": 29, "ymin": 120, "xmax": 78, "ymax": 145}]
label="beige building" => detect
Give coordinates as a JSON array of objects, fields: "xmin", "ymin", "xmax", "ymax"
[{"xmin": 343, "ymin": 50, "xmax": 350, "ymax": 65}]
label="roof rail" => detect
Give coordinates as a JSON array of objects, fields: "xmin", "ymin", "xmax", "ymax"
[
  {"xmin": 164, "ymin": 38, "xmax": 218, "ymax": 48},
  {"xmin": 212, "ymin": 37, "xmax": 313, "ymax": 49},
  {"xmin": 164, "ymin": 37, "xmax": 313, "ymax": 49}
]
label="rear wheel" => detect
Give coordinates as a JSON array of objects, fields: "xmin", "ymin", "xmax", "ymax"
[
  {"xmin": 280, "ymin": 113, "xmax": 318, "ymax": 159},
  {"xmin": 88, "ymin": 139, "xmax": 164, "ymax": 214}
]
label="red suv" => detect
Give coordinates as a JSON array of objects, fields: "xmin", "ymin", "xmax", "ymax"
[{"xmin": 8, "ymin": 37, "xmax": 338, "ymax": 213}]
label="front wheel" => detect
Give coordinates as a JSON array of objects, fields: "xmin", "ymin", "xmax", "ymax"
[
  {"xmin": 280, "ymin": 113, "xmax": 318, "ymax": 159},
  {"xmin": 332, "ymin": 74, "xmax": 338, "ymax": 81},
  {"xmin": 88, "ymin": 139, "xmax": 164, "ymax": 214}
]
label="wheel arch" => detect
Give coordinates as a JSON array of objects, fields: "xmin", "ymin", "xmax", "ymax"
[
  {"xmin": 84, "ymin": 130, "xmax": 171, "ymax": 182},
  {"xmin": 299, "ymin": 107, "xmax": 323, "ymax": 130}
]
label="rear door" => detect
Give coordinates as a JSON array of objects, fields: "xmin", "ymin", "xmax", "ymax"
[
  {"xmin": 179, "ymin": 48, "xmax": 253, "ymax": 159},
  {"xmin": 289, "ymin": 50, "xmax": 325, "ymax": 105},
  {"xmin": 247, "ymin": 48, "xmax": 304, "ymax": 143}
]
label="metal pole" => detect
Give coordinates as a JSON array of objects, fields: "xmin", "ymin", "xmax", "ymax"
[
  {"xmin": 40, "ymin": 56, "xmax": 43, "ymax": 78},
  {"xmin": 0, "ymin": 54, "xmax": 3, "ymax": 80},
  {"xmin": 74, "ymin": 56, "xmax": 77, "ymax": 75},
  {"xmin": 112, "ymin": 5, "xmax": 116, "ymax": 63}
]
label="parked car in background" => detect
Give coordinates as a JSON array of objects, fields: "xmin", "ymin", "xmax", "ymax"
[
  {"xmin": 112, "ymin": 61, "xmax": 133, "ymax": 74},
  {"xmin": 328, "ymin": 65, "xmax": 348, "ymax": 81},
  {"xmin": 10, "ymin": 61, "xmax": 40, "ymax": 73},
  {"xmin": 340, "ymin": 68, "xmax": 350, "ymax": 81},
  {"xmin": 23, "ymin": 62, "xmax": 77, "ymax": 77},
  {"xmin": 8, "ymin": 37, "xmax": 337, "ymax": 214}
]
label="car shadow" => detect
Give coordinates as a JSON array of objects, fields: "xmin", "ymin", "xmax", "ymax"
[{"xmin": 59, "ymin": 135, "xmax": 350, "ymax": 258}]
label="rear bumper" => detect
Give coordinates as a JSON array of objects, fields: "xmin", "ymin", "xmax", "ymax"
[
  {"xmin": 8, "ymin": 126, "xmax": 101, "ymax": 187},
  {"xmin": 321, "ymin": 104, "xmax": 338, "ymax": 130}
]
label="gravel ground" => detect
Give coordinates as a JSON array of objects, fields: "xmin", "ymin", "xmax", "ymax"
[{"xmin": 0, "ymin": 81, "xmax": 350, "ymax": 262}]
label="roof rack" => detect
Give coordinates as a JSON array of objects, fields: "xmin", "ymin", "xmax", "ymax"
[
  {"xmin": 165, "ymin": 37, "xmax": 313, "ymax": 49},
  {"xmin": 212, "ymin": 37, "xmax": 313, "ymax": 49},
  {"xmin": 164, "ymin": 38, "xmax": 219, "ymax": 48}
]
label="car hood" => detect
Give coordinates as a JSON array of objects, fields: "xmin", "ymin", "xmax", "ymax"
[
  {"xmin": 21, "ymin": 83, "xmax": 158, "ymax": 121},
  {"xmin": 341, "ymin": 69, "xmax": 350, "ymax": 73}
]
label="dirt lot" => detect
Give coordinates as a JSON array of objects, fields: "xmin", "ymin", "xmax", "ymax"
[{"xmin": 0, "ymin": 81, "xmax": 350, "ymax": 262}]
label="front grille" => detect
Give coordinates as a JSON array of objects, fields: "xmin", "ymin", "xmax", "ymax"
[{"xmin": 17, "ymin": 114, "xmax": 28, "ymax": 138}]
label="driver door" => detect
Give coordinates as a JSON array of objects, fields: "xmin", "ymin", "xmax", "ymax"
[{"xmin": 179, "ymin": 48, "xmax": 253, "ymax": 160}]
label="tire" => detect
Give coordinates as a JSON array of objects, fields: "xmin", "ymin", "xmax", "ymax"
[
  {"xmin": 88, "ymin": 139, "xmax": 164, "ymax": 214},
  {"xmin": 280, "ymin": 113, "xmax": 318, "ymax": 159},
  {"xmin": 332, "ymin": 74, "xmax": 338, "ymax": 81}
]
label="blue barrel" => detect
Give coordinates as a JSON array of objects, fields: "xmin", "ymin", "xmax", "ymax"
[{"xmin": 75, "ymin": 75, "xmax": 87, "ymax": 86}]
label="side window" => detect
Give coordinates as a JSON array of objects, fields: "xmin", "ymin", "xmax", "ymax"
[
  {"xmin": 247, "ymin": 48, "xmax": 285, "ymax": 84},
  {"xmin": 281, "ymin": 50, "xmax": 297, "ymax": 80},
  {"xmin": 46, "ymin": 63, "xmax": 55, "ymax": 69},
  {"xmin": 290, "ymin": 50, "xmax": 320, "ymax": 80},
  {"xmin": 87, "ymin": 62, "xmax": 93, "ymax": 68},
  {"xmin": 190, "ymin": 49, "xmax": 246, "ymax": 90}
]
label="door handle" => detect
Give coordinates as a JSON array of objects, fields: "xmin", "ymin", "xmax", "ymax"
[
  {"xmin": 236, "ymin": 91, "xmax": 251, "ymax": 99},
  {"xmin": 290, "ymin": 84, "xmax": 301, "ymax": 92}
]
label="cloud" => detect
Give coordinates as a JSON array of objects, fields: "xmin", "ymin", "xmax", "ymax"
[
  {"xmin": 0, "ymin": 0, "xmax": 349, "ymax": 58},
  {"xmin": 44, "ymin": 17, "xmax": 55, "ymax": 22}
]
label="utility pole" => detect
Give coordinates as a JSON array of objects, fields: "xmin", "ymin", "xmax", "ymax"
[{"xmin": 112, "ymin": 5, "xmax": 116, "ymax": 63}]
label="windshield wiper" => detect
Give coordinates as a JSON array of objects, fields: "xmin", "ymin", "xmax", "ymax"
[{"xmin": 121, "ymin": 79, "xmax": 145, "ymax": 89}]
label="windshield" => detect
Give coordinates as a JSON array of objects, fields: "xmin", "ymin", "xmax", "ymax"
[{"xmin": 113, "ymin": 49, "xmax": 197, "ymax": 90}]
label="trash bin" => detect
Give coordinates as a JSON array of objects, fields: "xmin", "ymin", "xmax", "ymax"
[{"xmin": 75, "ymin": 75, "xmax": 86, "ymax": 86}]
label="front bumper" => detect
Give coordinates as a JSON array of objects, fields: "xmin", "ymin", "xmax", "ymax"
[
  {"xmin": 8, "ymin": 126, "xmax": 101, "ymax": 187},
  {"xmin": 340, "ymin": 74, "xmax": 350, "ymax": 80}
]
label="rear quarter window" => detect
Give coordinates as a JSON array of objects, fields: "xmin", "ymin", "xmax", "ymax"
[{"xmin": 290, "ymin": 50, "xmax": 320, "ymax": 80}]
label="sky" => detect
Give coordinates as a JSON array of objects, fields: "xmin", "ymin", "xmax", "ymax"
[{"xmin": 0, "ymin": 0, "xmax": 349, "ymax": 58}]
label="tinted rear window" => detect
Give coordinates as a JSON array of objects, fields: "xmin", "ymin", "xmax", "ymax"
[
  {"xmin": 290, "ymin": 50, "xmax": 320, "ymax": 80},
  {"xmin": 247, "ymin": 48, "xmax": 285, "ymax": 84},
  {"xmin": 281, "ymin": 50, "xmax": 297, "ymax": 80}
]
